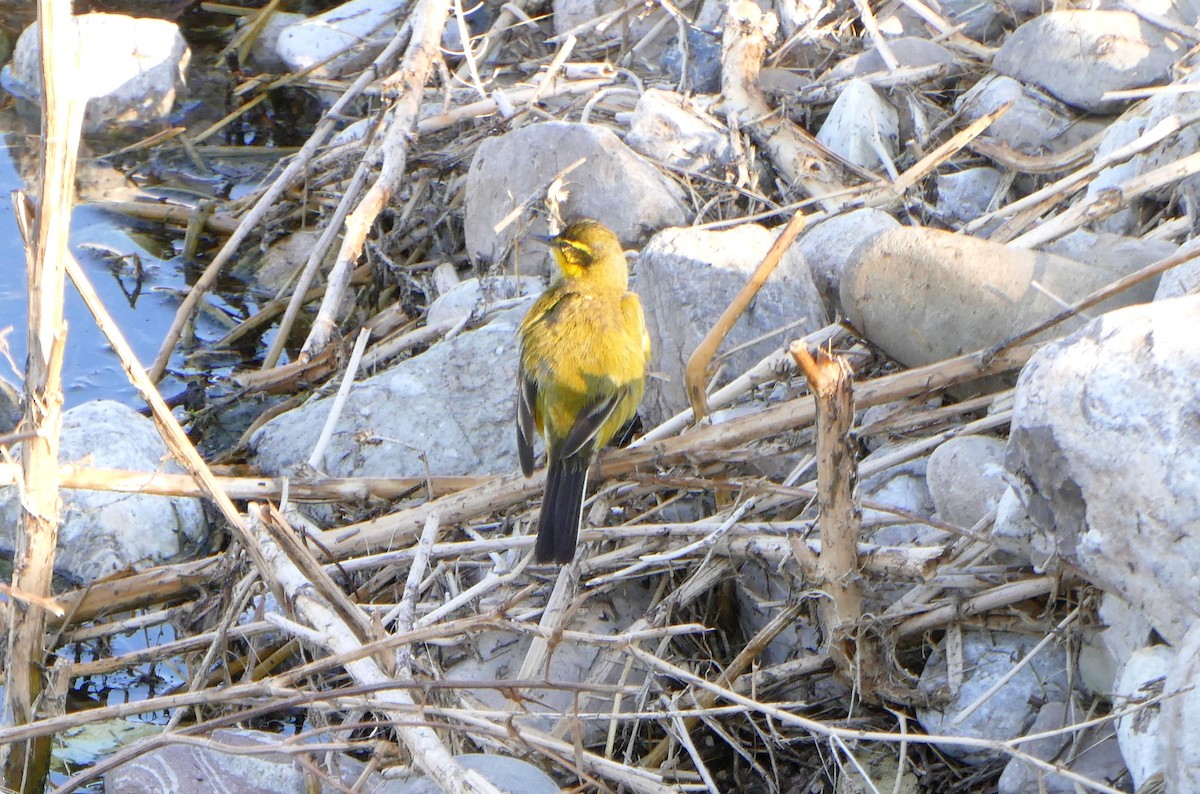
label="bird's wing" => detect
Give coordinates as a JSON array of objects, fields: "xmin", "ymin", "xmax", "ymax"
[
  {"xmin": 517, "ymin": 370, "xmax": 539, "ymax": 477},
  {"xmin": 558, "ymin": 386, "xmax": 628, "ymax": 462}
]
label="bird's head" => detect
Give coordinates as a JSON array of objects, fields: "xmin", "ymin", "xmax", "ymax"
[{"xmin": 536, "ymin": 220, "xmax": 628, "ymax": 287}]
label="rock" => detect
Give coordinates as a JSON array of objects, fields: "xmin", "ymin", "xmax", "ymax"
[
  {"xmin": 624, "ymin": 88, "xmax": 731, "ymax": 172},
  {"xmin": 1158, "ymin": 257, "xmax": 1200, "ymax": 301},
  {"xmin": 440, "ymin": 580, "xmax": 653, "ymax": 743},
  {"xmin": 824, "ymin": 37, "xmax": 961, "ymax": 82},
  {"xmin": 917, "ymin": 630, "xmax": 1070, "ymax": 765},
  {"xmin": 1163, "ymin": 622, "xmax": 1200, "ymax": 791},
  {"xmin": 839, "ymin": 226, "xmax": 1160, "ymax": 371},
  {"xmin": 1006, "ymin": 296, "xmax": 1200, "ymax": 643},
  {"xmin": 464, "ymin": 121, "xmax": 688, "ymax": 277},
  {"xmin": 797, "ymin": 208, "xmax": 899, "ymax": 315},
  {"xmin": 956, "ymin": 74, "xmax": 1107, "ymax": 156},
  {"xmin": 1097, "ymin": 593, "xmax": 1159, "ymax": 685},
  {"xmin": 245, "ymin": 10, "xmax": 305, "ymax": 72},
  {"xmin": 992, "ymin": 11, "xmax": 1183, "ymax": 114},
  {"xmin": 276, "ymin": 0, "xmax": 403, "ymax": 78},
  {"xmin": 991, "ymin": 486, "xmax": 1053, "ymax": 568},
  {"xmin": 1041, "ymin": 229, "xmax": 1178, "ymax": 277},
  {"xmin": 2, "ymin": 13, "xmax": 190, "ymax": 135},
  {"xmin": 0, "ymin": 401, "xmax": 209, "ymax": 584},
  {"xmin": 250, "ymin": 302, "xmax": 532, "ymax": 479},
  {"xmin": 815, "ymin": 80, "xmax": 899, "ymax": 172},
  {"xmin": 553, "ymin": 0, "xmax": 664, "ymax": 47},
  {"xmin": 1115, "ymin": 644, "xmax": 1172, "ymax": 789},
  {"xmin": 860, "ymin": 452, "xmax": 936, "ymax": 546},
  {"xmin": 662, "ymin": 27, "xmax": 723, "ymax": 93},
  {"xmin": 425, "ymin": 276, "xmax": 541, "ymax": 329},
  {"xmin": 936, "ymin": 167, "xmax": 1007, "ymax": 227},
  {"xmin": 0, "ymin": 377, "xmax": 19, "ymax": 435},
  {"xmin": 248, "ymin": 229, "xmax": 324, "ymax": 294},
  {"xmin": 392, "ymin": 754, "xmax": 559, "ymax": 794},
  {"xmin": 926, "ymin": 435, "xmax": 1008, "ymax": 530},
  {"xmin": 635, "ymin": 223, "xmax": 827, "ymax": 426},
  {"xmin": 997, "ymin": 701, "xmax": 1130, "ymax": 793},
  {"xmin": 1087, "ymin": 68, "xmax": 1200, "ymax": 235}
]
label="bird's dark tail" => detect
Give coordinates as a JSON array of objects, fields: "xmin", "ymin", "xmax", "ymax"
[{"xmin": 535, "ymin": 455, "xmax": 590, "ymax": 564}]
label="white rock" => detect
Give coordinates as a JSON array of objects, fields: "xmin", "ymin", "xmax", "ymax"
[
  {"xmin": 425, "ymin": 276, "xmax": 541, "ymax": 328},
  {"xmin": 1115, "ymin": 644, "xmax": 1173, "ymax": 789},
  {"xmin": 624, "ymin": 88, "xmax": 731, "ymax": 171},
  {"xmin": 246, "ymin": 10, "xmax": 305, "ymax": 72},
  {"xmin": 1006, "ymin": 295, "xmax": 1200, "ymax": 643},
  {"xmin": 926, "ymin": 435, "xmax": 1008, "ymax": 530},
  {"xmin": 464, "ymin": 121, "xmax": 688, "ymax": 278},
  {"xmin": 1163, "ymin": 621, "xmax": 1200, "ymax": 790},
  {"xmin": 917, "ymin": 630, "xmax": 1070, "ymax": 764},
  {"xmin": 635, "ymin": 223, "xmax": 827, "ymax": 426},
  {"xmin": 276, "ymin": 0, "xmax": 403, "ymax": 78},
  {"xmin": 860, "ymin": 453, "xmax": 937, "ymax": 546},
  {"xmin": 2, "ymin": 13, "xmax": 189, "ymax": 135},
  {"xmin": 815, "ymin": 79, "xmax": 899, "ymax": 172},
  {"xmin": 0, "ymin": 401, "xmax": 209, "ymax": 583},
  {"xmin": 992, "ymin": 11, "xmax": 1183, "ymax": 113}
]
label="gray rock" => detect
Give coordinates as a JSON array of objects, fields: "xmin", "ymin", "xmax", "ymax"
[
  {"xmin": 1096, "ymin": 0, "xmax": 1200, "ymax": 26},
  {"xmin": 815, "ymin": 79, "xmax": 899, "ymax": 172},
  {"xmin": 425, "ymin": 276, "xmax": 540, "ymax": 328},
  {"xmin": 956, "ymin": 74, "xmax": 1107, "ymax": 156},
  {"xmin": 992, "ymin": 11, "xmax": 1183, "ymax": 114},
  {"xmin": 1116, "ymin": 644, "xmax": 1172, "ymax": 790},
  {"xmin": 991, "ymin": 486, "xmax": 1053, "ymax": 568},
  {"xmin": 1006, "ymin": 295, "xmax": 1200, "ymax": 644},
  {"xmin": 635, "ymin": 223, "xmax": 827, "ymax": 426},
  {"xmin": 1088, "ymin": 68, "xmax": 1200, "ymax": 236},
  {"xmin": 440, "ymin": 580, "xmax": 653, "ymax": 743},
  {"xmin": 797, "ymin": 208, "xmax": 899, "ymax": 315},
  {"xmin": 246, "ymin": 10, "xmax": 305, "ymax": 72},
  {"xmin": 464, "ymin": 122, "xmax": 688, "ymax": 277},
  {"xmin": 1163, "ymin": 622, "xmax": 1200, "ymax": 791},
  {"xmin": 276, "ymin": 0, "xmax": 401, "ymax": 78},
  {"xmin": 251, "ymin": 303, "xmax": 531, "ymax": 479},
  {"xmin": 997, "ymin": 702, "xmax": 1130, "ymax": 793},
  {"xmin": 839, "ymin": 226, "xmax": 1159, "ymax": 371},
  {"xmin": 936, "ymin": 167, "xmax": 1007, "ymax": 227},
  {"xmin": 917, "ymin": 630, "xmax": 1070, "ymax": 765},
  {"xmin": 662, "ymin": 27, "xmax": 723, "ymax": 93},
  {"xmin": 2, "ymin": 13, "xmax": 190, "ymax": 135},
  {"xmin": 393, "ymin": 754, "xmax": 559, "ymax": 794},
  {"xmin": 624, "ymin": 88, "xmax": 731, "ymax": 172},
  {"xmin": 0, "ymin": 401, "xmax": 208, "ymax": 584},
  {"xmin": 106, "ymin": 729, "xmax": 307, "ymax": 794},
  {"xmin": 825, "ymin": 37, "xmax": 961, "ymax": 82},
  {"xmin": 926, "ymin": 435, "xmax": 1008, "ymax": 530},
  {"xmin": 0, "ymin": 377, "xmax": 19, "ymax": 435},
  {"xmin": 859, "ymin": 452, "xmax": 936, "ymax": 546},
  {"xmin": 1041, "ymin": 229, "xmax": 1178, "ymax": 277}
]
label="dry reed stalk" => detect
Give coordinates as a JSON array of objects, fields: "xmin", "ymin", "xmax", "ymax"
[{"xmin": 2, "ymin": 0, "xmax": 84, "ymax": 788}]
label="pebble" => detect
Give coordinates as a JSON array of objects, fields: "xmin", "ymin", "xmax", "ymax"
[{"xmin": 926, "ymin": 435, "xmax": 1008, "ymax": 530}]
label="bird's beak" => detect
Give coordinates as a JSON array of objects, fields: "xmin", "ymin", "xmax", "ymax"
[{"xmin": 530, "ymin": 232, "xmax": 555, "ymax": 247}]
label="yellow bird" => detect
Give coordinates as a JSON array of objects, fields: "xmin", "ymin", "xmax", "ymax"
[{"xmin": 517, "ymin": 220, "xmax": 651, "ymax": 564}]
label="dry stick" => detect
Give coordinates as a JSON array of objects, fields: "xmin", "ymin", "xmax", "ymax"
[
  {"xmin": 722, "ymin": 0, "xmax": 850, "ymax": 208},
  {"xmin": 0, "ymin": 465, "xmax": 483, "ymax": 501},
  {"xmin": 683, "ymin": 210, "xmax": 811, "ymax": 420},
  {"xmin": 325, "ymin": 342, "xmax": 1041, "ymax": 558},
  {"xmin": 3, "ymin": 0, "xmax": 85, "ymax": 787},
  {"xmin": 148, "ymin": 26, "xmax": 414, "ymax": 382},
  {"xmin": 299, "ymin": 0, "xmax": 451, "ymax": 361},
  {"xmin": 789, "ymin": 342, "xmax": 879, "ymax": 701},
  {"xmin": 982, "ymin": 238, "xmax": 1200, "ymax": 366},
  {"xmin": 261, "ymin": 141, "xmax": 378, "ymax": 370},
  {"xmin": 248, "ymin": 504, "xmax": 504, "ymax": 794}
]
